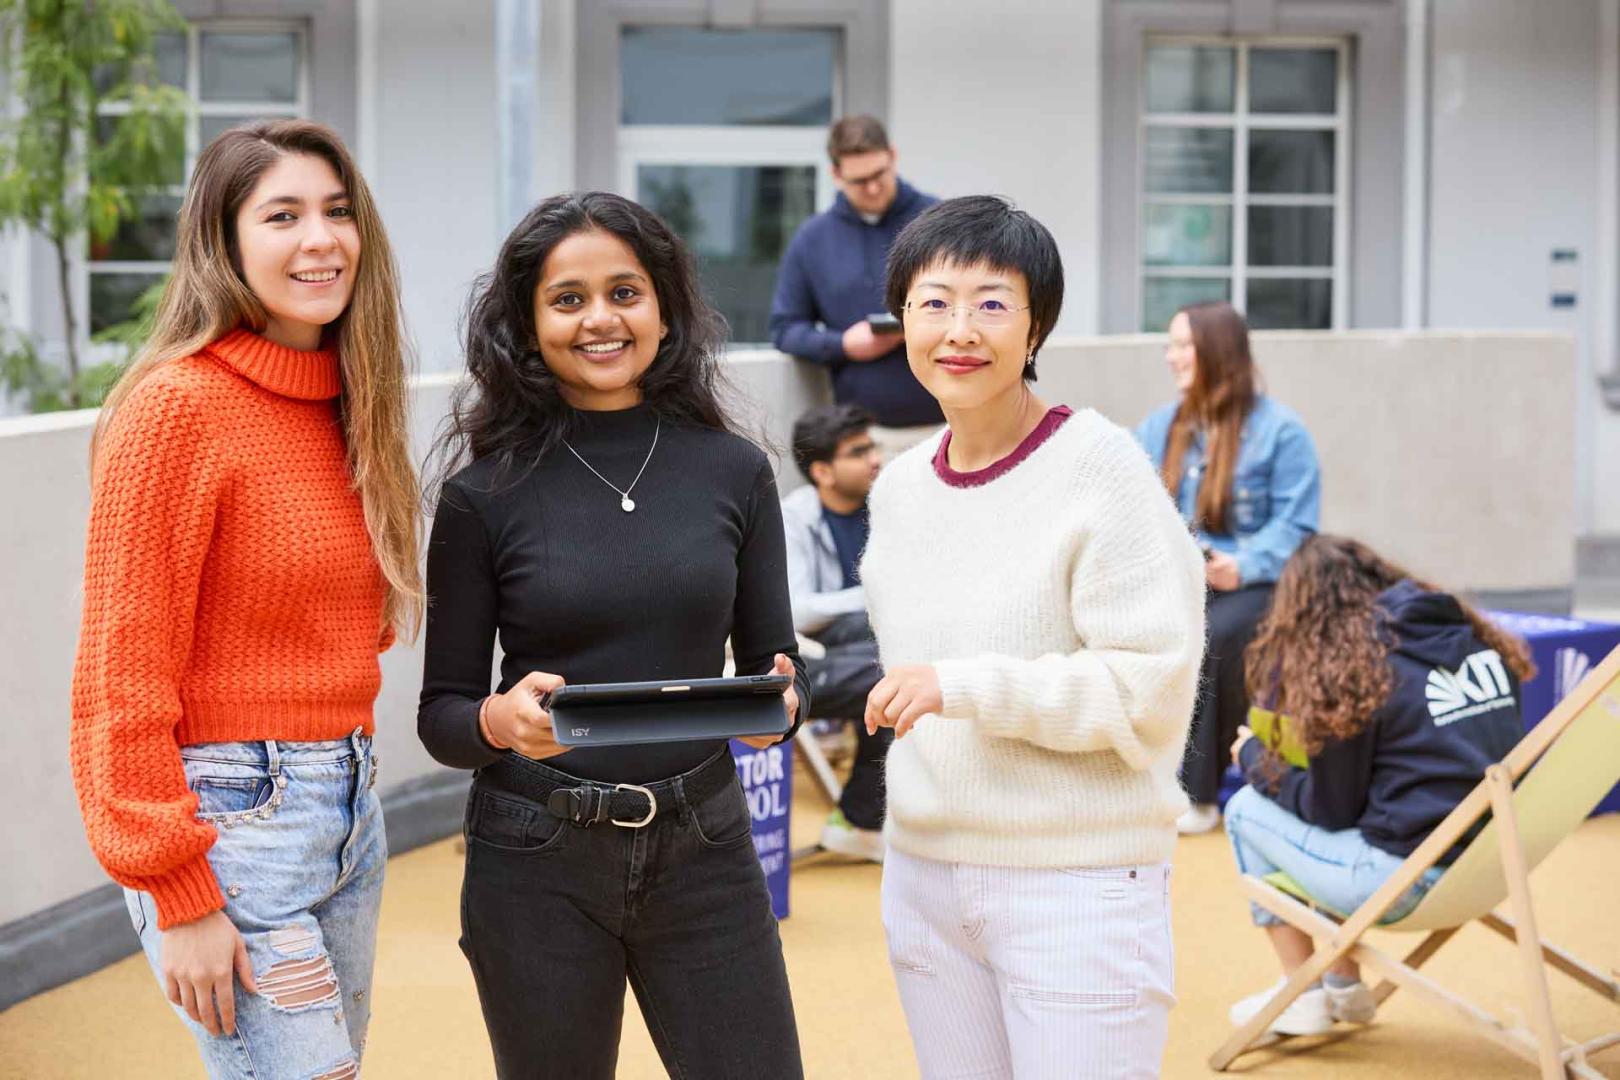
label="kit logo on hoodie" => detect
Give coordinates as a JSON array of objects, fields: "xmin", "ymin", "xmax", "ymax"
[{"xmin": 1426, "ymin": 648, "xmax": 1516, "ymax": 725}]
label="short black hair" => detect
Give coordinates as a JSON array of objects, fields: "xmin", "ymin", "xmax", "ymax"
[
  {"xmin": 792, "ymin": 403, "xmax": 875, "ymax": 481},
  {"xmin": 884, "ymin": 195, "xmax": 1064, "ymax": 378}
]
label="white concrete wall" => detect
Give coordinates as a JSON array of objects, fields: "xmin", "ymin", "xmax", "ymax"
[
  {"xmin": 1426, "ymin": 0, "xmax": 1617, "ymax": 536},
  {"xmin": 0, "ymin": 352, "xmax": 823, "ymax": 926},
  {"xmin": 0, "ymin": 332, "xmax": 1572, "ymax": 925},
  {"xmin": 368, "ymin": 1, "xmax": 500, "ymax": 374},
  {"xmin": 1039, "ymin": 331, "xmax": 1577, "ymax": 592},
  {"xmin": 889, "ymin": 0, "xmax": 1104, "ymax": 336}
]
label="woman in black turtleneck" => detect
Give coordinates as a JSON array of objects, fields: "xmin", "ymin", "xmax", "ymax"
[{"xmin": 419, "ymin": 192, "xmax": 808, "ymax": 1080}]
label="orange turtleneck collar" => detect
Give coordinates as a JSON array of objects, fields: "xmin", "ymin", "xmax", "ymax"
[{"xmin": 203, "ymin": 327, "xmax": 342, "ymax": 401}]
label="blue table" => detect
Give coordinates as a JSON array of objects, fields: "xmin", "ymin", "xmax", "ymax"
[
  {"xmin": 731, "ymin": 739, "xmax": 793, "ymax": 919},
  {"xmin": 1484, "ymin": 610, "xmax": 1620, "ymax": 814}
]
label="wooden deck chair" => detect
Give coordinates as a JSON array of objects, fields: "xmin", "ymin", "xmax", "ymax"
[{"xmin": 1211, "ymin": 644, "xmax": 1620, "ymax": 1078}]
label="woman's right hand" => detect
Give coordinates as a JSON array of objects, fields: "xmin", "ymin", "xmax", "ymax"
[
  {"xmin": 484, "ymin": 671, "xmax": 568, "ymax": 760},
  {"xmin": 160, "ymin": 909, "xmax": 256, "ymax": 1036}
]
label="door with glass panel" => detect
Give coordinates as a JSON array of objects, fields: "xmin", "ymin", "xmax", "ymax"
[
  {"xmin": 1139, "ymin": 39, "xmax": 1349, "ymax": 331},
  {"xmin": 617, "ymin": 27, "xmax": 837, "ymax": 344}
]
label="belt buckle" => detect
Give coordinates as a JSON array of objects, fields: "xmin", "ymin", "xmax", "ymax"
[{"xmin": 611, "ymin": 783, "xmax": 657, "ymax": 828}]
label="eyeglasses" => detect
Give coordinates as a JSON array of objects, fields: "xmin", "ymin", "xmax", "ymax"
[
  {"xmin": 839, "ymin": 164, "xmax": 892, "ymax": 190},
  {"xmin": 903, "ymin": 298, "xmax": 1030, "ymax": 328}
]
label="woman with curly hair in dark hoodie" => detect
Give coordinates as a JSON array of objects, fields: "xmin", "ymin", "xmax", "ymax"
[{"xmin": 1222, "ymin": 534, "xmax": 1533, "ymax": 1041}]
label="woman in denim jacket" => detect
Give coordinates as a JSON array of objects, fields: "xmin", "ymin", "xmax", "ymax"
[{"xmin": 1136, "ymin": 301, "xmax": 1321, "ymax": 834}]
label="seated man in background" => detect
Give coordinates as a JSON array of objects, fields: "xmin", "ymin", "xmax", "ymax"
[{"xmin": 784, "ymin": 403, "xmax": 890, "ymax": 861}]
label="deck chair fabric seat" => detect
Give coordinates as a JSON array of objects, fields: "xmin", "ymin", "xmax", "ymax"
[
  {"xmin": 1260, "ymin": 871, "xmax": 1350, "ymax": 919},
  {"xmin": 1212, "ymin": 644, "xmax": 1620, "ymax": 1079}
]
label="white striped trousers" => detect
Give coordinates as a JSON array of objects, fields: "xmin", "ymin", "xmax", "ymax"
[{"xmin": 881, "ymin": 848, "xmax": 1175, "ymax": 1079}]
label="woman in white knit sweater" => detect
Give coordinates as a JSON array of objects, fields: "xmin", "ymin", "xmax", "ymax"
[{"xmin": 861, "ymin": 196, "xmax": 1207, "ymax": 1079}]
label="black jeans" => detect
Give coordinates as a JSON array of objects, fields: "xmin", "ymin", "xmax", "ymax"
[
  {"xmin": 1181, "ymin": 582, "xmax": 1276, "ymax": 803},
  {"xmin": 459, "ymin": 753, "xmax": 803, "ymax": 1079},
  {"xmin": 807, "ymin": 612, "xmax": 892, "ymax": 830}
]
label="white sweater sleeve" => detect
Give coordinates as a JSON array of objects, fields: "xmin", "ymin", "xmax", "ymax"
[{"xmin": 932, "ymin": 435, "xmax": 1206, "ymax": 770}]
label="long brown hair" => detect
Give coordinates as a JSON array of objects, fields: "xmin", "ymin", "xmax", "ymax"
[
  {"xmin": 91, "ymin": 119, "xmax": 422, "ymax": 638},
  {"xmin": 1160, "ymin": 301, "xmax": 1257, "ymax": 533},
  {"xmin": 1245, "ymin": 535, "xmax": 1535, "ymax": 761}
]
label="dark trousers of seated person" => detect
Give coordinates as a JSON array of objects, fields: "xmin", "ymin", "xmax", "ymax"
[
  {"xmin": 459, "ymin": 758, "xmax": 802, "ymax": 1080},
  {"xmin": 1181, "ymin": 583, "xmax": 1276, "ymax": 805},
  {"xmin": 808, "ymin": 611, "xmax": 891, "ymax": 831}
]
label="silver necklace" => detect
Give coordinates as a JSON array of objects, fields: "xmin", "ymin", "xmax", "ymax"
[{"xmin": 561, "ymin": 416, "xmax": 660, "ymax": 513}]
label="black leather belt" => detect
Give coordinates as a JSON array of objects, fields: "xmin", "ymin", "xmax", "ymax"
[{"xmin": 482, "ymin": 748, "xmax": 737, "ymax": 829}]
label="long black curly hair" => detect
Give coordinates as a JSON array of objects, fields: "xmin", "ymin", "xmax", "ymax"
[{"xmin": 429, "ymin": 191, "xmax": 744, "ymax": 495}]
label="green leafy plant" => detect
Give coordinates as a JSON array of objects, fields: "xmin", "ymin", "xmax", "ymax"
[{"xmin": 0, "ymin": 0, "xmax": 186, "ymax": 411}]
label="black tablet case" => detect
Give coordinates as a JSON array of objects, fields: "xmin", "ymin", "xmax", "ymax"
[{"xmin": 549, "ymin": 682, "xmax": 791, "ymax": 747}]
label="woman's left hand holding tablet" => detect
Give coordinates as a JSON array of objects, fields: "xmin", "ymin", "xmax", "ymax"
[
  {"xmin": 483, "ymin": 671, "xmax": 568, "ymax": 760},
  {"xmin": 737, "ymin": 653, "xmax": 799, "ymax": 750}
]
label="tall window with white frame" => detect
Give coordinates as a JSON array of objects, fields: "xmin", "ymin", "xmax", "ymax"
[
  {"xmin": 1139, "ymin": 39, "xmax": 1349, "ymax": 332},
  {"xmin": 89, "ymin": 24, "xmax": 307, "ymax": 337},
  {"xmin": 617, "ymin": 26, "xmax": 838, "ymax": 344}
]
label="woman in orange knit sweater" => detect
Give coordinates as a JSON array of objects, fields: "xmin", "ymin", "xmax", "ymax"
[{"xmin": 70, "ymin": 120, "xmax": 420, "ymax": 1080}]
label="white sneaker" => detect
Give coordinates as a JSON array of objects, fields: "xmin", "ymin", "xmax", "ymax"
[
  {"xmin": 1323, "ymin": 979, "xmax": 1377, "ymax": 1023},
  {"xmin": 1176, "ymin": 802, "xmax": 1222, "ymax": 835},
  {"xmin": 819, "ymin": 811, "xmax": 885, "ymax": 863},
  {"xmin": 1228, "ymin": 977, "xmax": 1335, "ymax": 1038}
]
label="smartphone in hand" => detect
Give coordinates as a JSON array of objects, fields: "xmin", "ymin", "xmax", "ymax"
[{"xmin": 867, "ymin": 311, "xmax": 902, "ymax": 334}]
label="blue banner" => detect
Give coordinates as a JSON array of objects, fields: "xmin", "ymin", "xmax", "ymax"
[
  {"xmin": 1486, "ymin": 610, "xmax": 1620, "ymax": 814},
  {"xmin": 730, "ymin": 740, "xmax": 792, "ymax": 918}
]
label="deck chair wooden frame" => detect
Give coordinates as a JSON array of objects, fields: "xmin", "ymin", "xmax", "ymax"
[{"xmin": 1211, "ymin": 644, "xmax": 1620, "ymax": 1078}]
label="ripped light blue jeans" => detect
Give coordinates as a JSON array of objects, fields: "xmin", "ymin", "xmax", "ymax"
[
  {"xmin": 125, "ymin": 731, "xmax": 385, "ymax": 1080},
  {"xmin": 1223, "ymin": 784, "xmax": 1442, "ymax": 928}
]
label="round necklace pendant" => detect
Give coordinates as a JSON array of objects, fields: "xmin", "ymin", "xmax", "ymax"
[{"xmin": 620, "ymin": 496, "xmax": 636, "ymax": 513}]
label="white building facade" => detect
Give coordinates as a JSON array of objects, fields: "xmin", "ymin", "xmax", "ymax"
[
  {"xmin": 0, "ymin": 0, "xmax": 1612, "ymax": 515},
  {"xmin": 5, "ymin": 0, "xmax": 1617, "ymax": 549}
]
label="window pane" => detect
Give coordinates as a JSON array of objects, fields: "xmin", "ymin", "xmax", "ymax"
[
  {"xmin": 90, "ymin": 272, "xmax": 168, "ymax": 335},
  {"xmin": 638, "ymin": 164, "xmax": 817, "ymax": 343},
  {"xmin": 621, "ymin": 27, "xmax": 836, "ymax": 126},
  {"xmin": 93, "ymin": 30, "xmax": 186, "ymax": 95},
  {"xmin": 1145, "ymin": 45, "xmax": 1235, "ymax": 113},
  {"xmin": 1142, "ymin": 276, "xmax": 1230, "ymax": 333},
  {"xmin": 154, "ymin": 31, "xmax": 187, "ymax": 88},
  {"xmin": 1250, "ymin": 49, "xmax": 1337, "ymax": 114},
  {"xmin": 1249, "ymin": 130, "xmax": 1335, "ymax": 194},
  {"xmin": 1246, "ymin": 278, "xmax": 1332, "ymax": 329},
  {"xmin": 1248, "ymin": 206, "xmax": 1333, "ymax": 267},
  {"xmin": 200, "ymin": 114, "xmax": 294, "ymax": 147},
  {"xmin": 1143, "ymin": 204, "xmax": 1232, "ymax": 267},
  {"xmin": 95, "ymin": 115, "xmax": 185, "ymax": 186},
  {"xmin": 1144, "ymin": 127, "xmax": 1234, "ymax": 194},
  {"xmin": 89, "ymin": 195, "xmax": 182, "ymax": 262},
  {"xmin": 200, "ymin": 32, "xmax": 298, "ymax": 103}
]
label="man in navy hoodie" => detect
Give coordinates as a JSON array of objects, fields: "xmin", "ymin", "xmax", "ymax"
[{"xmin": 769, "ymin": 115, "xmax": 943, "ymax": 458}]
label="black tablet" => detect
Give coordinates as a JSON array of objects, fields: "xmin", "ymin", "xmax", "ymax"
[{"xmin": 546, "ymin": 674, "xmax": 793, "ymax": 747}]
